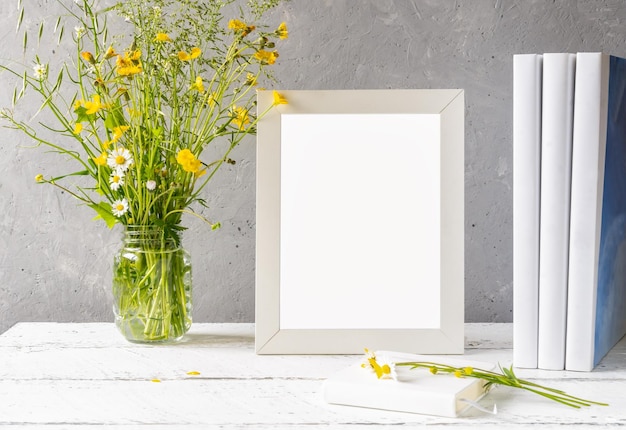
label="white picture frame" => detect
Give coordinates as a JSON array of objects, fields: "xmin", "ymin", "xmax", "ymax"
[{"xmin": 255, "ymin": 89, "xmax": 464, "ymax": 354}]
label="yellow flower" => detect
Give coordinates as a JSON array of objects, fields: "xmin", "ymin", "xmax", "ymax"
[
  {"xmin": 81, "ymin": 51, "xmax": 95, "ymax": 64},
  {"xmin": 463, "ymin": 367, "xmax": 474, "ymax": 375},
  {"xmin": 102, "ymin": 140, "xmax": 112, "ymax": 150},
  {"xmin": 276, "ymin": 22, "xmax": 288, "ymax": 39},
  {"xmin": 73, "ymin": 100, "xmax": 83, "ymax": 110},
  {"xmin": 73, "ymin": 123, "xmax": 83, "ymax": 135},
  {"xmin": 190, "ymin": 47, "xmax": 201, "ymax": 59},
  {"xmin": 93, "ymin": 152, "xmax": 107, "ymax": 166},
  {"xmin": 112, "ymin": 125, "xmax": 130, "ymax": 142},
  {"xmin": 176, "ymin": 149, "xmax": 194, "ymax": 164},
  {"xmin": 454, "ymin": 370, "xmax": 463, "ymax": 378},
  {"xmin": 245, "ymin": 72, "xmax": 257, "ymax": 86},
  {"xmin": 178, "ymin": 51, "xmax": 191, "ymax": 61},
  {"xmin": 228, "ymin": 19, "xmax": 255, "ymax": 36},
  {"xmin": 84, "ymin": 94, "xmax": 105, "ymax": 115},
  {"xmin": 35, "ymin": 174, "xmax": 44, "ymax": 182},
  {"xmin": 191, "ymin": 76, "xmax": 205, "ymax": 93},
  {"xmin": 206, "ymin": 92, "xmax": 217, "ymax": 106},
  {"xmin": 429, "ymin": 366, "xmax": 438, "ymax": 375},
  {"xmin": 176, "ymin": 149, "xmax": 205, "ymax": 175},
  {"xmin": 253, "ymin": 50, "xmax": 278, "ymax": 65},
  {"xmin": 104, "ymin": 46, "xmax": 117, "ymax": 59},
  {"xmin": 228, "ymin": 19, "xmax": 246, "ymax": 32},
  {"xmin": 272, "ymin": 90, "xmax": 287, "ymax": 105},
  {"xmin": 116, "ymin": 51, "xmax": 142, "ymax": 76},
  {"xmin": 231, "ymin": 106, "xmax": 249, "ymax": 129},
  {"xmin": 155, "ymin": 32, "xmax": 171, "ymax": 42}
]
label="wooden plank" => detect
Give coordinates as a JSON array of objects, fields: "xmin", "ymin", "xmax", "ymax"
[
  {"xmin": 0, "ymin": 378, "xmax": 621, "ymax": 427},
  {"xmin": 0, "ymin": 323, "xmax": 624, "ymax": 428}
]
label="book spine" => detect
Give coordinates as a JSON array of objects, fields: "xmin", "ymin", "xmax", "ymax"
[
  {"xmin": 512, "ymin": 54, "xmax": 542, "ymax": 369},
  {"xmin": 537, "ymin": 53, "xmax": 576, "ymax": 370},
  {"xmin": 589, "ymin": 56, "xmax": 626, "ymax": 367},
  {"xmin": 565, "ymin": 53, "xmax": 609, "ymax": 372}
]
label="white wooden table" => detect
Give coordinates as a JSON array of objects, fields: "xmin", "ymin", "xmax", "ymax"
[{"xmin": 0, "ymin": 323, "xmax": 624, "ymax": 429}]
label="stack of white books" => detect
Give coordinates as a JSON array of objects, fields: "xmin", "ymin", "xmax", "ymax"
[{"xmin": 513, "ymin": 52, "xmax": 626, "ymax": 371}]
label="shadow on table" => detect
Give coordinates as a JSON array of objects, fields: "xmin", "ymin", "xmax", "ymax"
[{"xmin": 178, "ymin": 332, "xmax": 255, "ymax": 347}]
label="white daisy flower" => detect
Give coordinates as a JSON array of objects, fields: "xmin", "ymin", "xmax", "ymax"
[
  {"xmin": 33, "ymin": 64, "xmax": 47, "ymax": 80},
  {"xmin": 107, "ymin": 147, "xmax": 133, "ymax": 172},
  {"xmin": 146, "ymin": 180, "xmax": 157, "ymax": 191},
  {"xmin": 109, "ymin": 172, "xmax": 125, "ymax": 191},
  {"xmin": 360, "ymin": 349, "xmax": 397, "ymax": 380},
  {"xmin": 375, "ymin": 355, "xmax": 398, "ymax": 381},
  {"xmin": 75, "ymin": 26, "xmax": 86, "ymax": 38},
  {"xmin": 111, "ymin": 198, "xmax": 129, "ymax": 217}
]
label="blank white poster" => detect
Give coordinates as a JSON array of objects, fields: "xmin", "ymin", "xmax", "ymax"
[{"xmin": 279, "ymin": 113, "xmax": 441, "ymax": 330}]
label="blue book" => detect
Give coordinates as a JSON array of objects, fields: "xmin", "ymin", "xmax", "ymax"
[{"xmin": 566, "ymin": 53, "xmax": 626, "ymax": 371}]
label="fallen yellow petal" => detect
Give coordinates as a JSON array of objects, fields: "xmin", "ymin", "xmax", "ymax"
[
  {"xmin": 151, "ymin": 379, "xmax": 161, "ymax": 383},
  {"xmin": 187, "ymin": 371, "xmax": 201, "ymax": 376}
]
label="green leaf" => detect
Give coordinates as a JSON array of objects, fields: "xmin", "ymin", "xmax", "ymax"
[
  {"xmin": 52, "ymin": 68, "xmax": 64, "ymax": 93},
  {"xmin": 49, "ymin": 169, "xmax": 90, "ymax": 182},
  {"xmin": 16, "ymin": 7, "xmax": 24, "ymax": 33},
  {"xmin": 38, "ymin": 21, "xmax": 44, "ymax": 44},
  {"xmin": 88, "ymin": 202, "xmax": 117, "ymax": 229},
  {"xmin": 19, "ymin": 71, "xmax": 26, "ymax": 99},
  {"xmin": 57, "ymin": 25, "xmax": 64, "ymax": 45},
  {"xmin": 74, "ymin": 106, "xmax": 92, "ymax": 123},
  {"xmin": 104, "ymin": 107, "xmax": 126, "ymax": 130}
]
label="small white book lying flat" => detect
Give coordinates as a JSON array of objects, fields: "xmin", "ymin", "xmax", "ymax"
[{"xmin": 323, "ymin": 353, "xmax": 495, "ymax": 418}]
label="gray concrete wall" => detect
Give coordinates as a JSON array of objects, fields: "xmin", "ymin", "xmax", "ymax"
[{"xmin": 2, "ymin": 0, "xmax": 626, "ymax": 333}]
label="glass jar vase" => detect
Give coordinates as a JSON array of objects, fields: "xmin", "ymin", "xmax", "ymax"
[{"xmin": 112, "ymin": 225, "xmax": 192, "ymax": 343}]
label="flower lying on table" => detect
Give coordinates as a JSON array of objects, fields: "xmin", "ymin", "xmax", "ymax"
[{"xmin": 362, "ymin": 349, "xmax": 608, "ymax": 409}]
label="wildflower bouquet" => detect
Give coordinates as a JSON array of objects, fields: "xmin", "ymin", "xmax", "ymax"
[{"xmin": 1, "ymin": 0, "xmax": 287, "ymax": 341}]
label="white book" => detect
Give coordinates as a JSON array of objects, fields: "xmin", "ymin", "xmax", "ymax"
[
  {"xmin": 513, "ymin": 54, "xmax": 542, "ymax": 369},
  {"xmin": 537, "ymin": 53, "xmax": 576, "ymax": 370},
  {"xmin": 566, "ymin": 53, "xmax": 626, "ymax": 371},
  {"xmin": 323, "ymin": 353, "xmax": 494, "ymax": 418}
]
